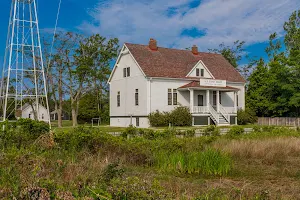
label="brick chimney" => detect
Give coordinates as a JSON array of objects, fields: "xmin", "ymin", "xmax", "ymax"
[
  {"xmin": 192, "ymin": 45, "xmax": 198, "ymax": 55},
  {"xmin": 149, "ymin": 38, "xmax": 158, "ymax": 51}
]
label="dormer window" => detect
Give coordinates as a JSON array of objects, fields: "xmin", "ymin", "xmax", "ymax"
[
  {"xmin": 201, "ymin": 69, "xmax": 204, "ymax": 77},
  {"xmin": 123, "ymin": 67, "xmax": 130, "ymax": 77},
  {"xmin": 196, "ymin": 68, "xmax": 204, "ymax": 77}
]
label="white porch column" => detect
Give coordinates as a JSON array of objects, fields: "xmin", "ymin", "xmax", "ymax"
[
  {"xmin": 206, "ymin": 90, "xmax": 209, "ymax": 109},
  {"xmin": 216, "ymin": 90, "xmax": 220, "ymax": 112},
  {"xmin": 234, "ymin": 91, "xmax": 237, "ymax": 113},
  {"xmin": 190, "ymin": 89, "xmax": 194, "ymax": 113}
]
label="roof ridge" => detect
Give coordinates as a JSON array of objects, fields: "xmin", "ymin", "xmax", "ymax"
[{"xmin": 125, "ymin": 42, "xmax": 221, "ymax": 55}]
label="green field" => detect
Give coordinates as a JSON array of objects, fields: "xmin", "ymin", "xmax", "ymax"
[{"xmin": 1, "ymin": 122, "xmax": 300, "ymax": 199}]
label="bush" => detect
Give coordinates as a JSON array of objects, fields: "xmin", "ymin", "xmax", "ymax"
[
  {"xmin": 169, "ymin": 106, "xmax": 192, "ymax": 126},
  {"xmin": 148, "ymin": 110, "xmax": 170, "ymax": 127},
  {"xmin": 203, "ymin": 125, "xmax": 220, "ymax": 136},
  {"xmin": 262, "ymin": 125, "xmax": 276, "ymax": 132},
  {"xmin": 237, "ymin": 108, "xmax": 257, "ymax": 125},
  {"xmin": 228, "ymin": 126, "xmax": 244, "ymax": 136},
  {"xmin": 148, "ymin": 106, "xmax": 192, "ymax": 127},
  {"xmin": 0, "ymin": 119, "xmax": 50, "ymax": 149}
]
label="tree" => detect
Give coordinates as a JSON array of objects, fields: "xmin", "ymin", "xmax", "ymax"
[
  {"xmin": 246, "ymin": 58, "xmax": 270, "ymax": 116},
  {"xmin": 72, "ymin": 34, "xmax": 119, "ymax": 126},
  {"xmin": 44, "ymin": 32, "xmax": 81, "ymax": 127},
  {"xmin": 209, "ymin": 40, "xmax": 245, "ymax": 69}
]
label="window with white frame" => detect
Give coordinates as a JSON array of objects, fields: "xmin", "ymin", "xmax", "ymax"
[
  {"xmin": 200, "ymin": 69, "xmax": 204, "ymax": 77},
  {"xmin": 196, "ymin": 68, "xmax": 200, "ymax": 76},
  {"xmin": 123, "ymin": 67, "xmax": 130, "ymax": 77},
  {"xmin": 168, "ymin": 88, "xmax": 178, "ymax": 105}
]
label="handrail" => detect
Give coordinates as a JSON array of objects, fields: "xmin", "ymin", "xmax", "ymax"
[
  {"xmin": 208, "ymin": 103, "xmax": 219, "ymax": 124},
  {"xmin": 219, "ymin": 104, "xmax": 230, "ymax": 123}
]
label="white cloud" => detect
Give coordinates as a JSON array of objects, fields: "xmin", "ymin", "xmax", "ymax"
[{"xmin": 78, "ymin": 0, "xmax": 300, "ymax": 51}]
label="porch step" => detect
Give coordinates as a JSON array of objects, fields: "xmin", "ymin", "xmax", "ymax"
[{"xmin": 218, "ymin": 115, "xmax": 229, "ymax": 125}]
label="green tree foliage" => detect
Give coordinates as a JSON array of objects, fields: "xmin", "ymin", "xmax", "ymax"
[
  {"xmin": 46, "ymin": 32, "xmax": 119, "ymax": 126},
  {"xmin": 247, "ymin": 10, "xmax": 300, "ymax": 117},
  {"xmin": 209, "ymin": 40, "xmax": 245, "ymax": 69}
]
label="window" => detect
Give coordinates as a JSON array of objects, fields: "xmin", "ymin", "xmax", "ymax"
[
  {"xmin": 117, "ymin": 91, "xmax": 120, "ymax": 107},
  {"xmin": 42, "ymin": 114, "xmax": 44, "ymax": 119},
  {"xmin": 237, "ymin": 94, "xmax": 239, "ymax": 107},
  {"xmin": 196, "ymin": 68, "xmax": 200, "ymax": 76},
  {"xmin": 168, "ymin": 89, "xmax": 172, "ymax": 105},
  {"xmin": 200, "ymin": 69, "xmax": 204, "ymax": 77},
  {"xmin": 28, "ymin": 114, "xmax": 31, "ymax": 119},
  {"xmin": 123, "ymin": 67, "xmax": 131, "ymax": 77},
  {"xmin": 173, "ymin": 89, "xmax": 177, "ymax": 105},
  {"xmin": 168, "ymin": 88, "xmax": 178, "ymax": 105},
  {"xmin": 135, "ymin": 89, "xmax": 139, "ymax": 106},
  {"xmin": 219, "ymin": 92, "xmax": 222, "ymax": 104},
  {"xmin": 136, "ymin": 117, "xmax": 140, "ymax": 127}
]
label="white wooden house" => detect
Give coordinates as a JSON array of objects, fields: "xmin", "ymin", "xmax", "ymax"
[
  {"xmin": 108, "ymin": 39, "xmax": 245, "ymax": 128},
  {"xmin": 19, "ymin": 103, "xmax": 50, "ymax": 122}
]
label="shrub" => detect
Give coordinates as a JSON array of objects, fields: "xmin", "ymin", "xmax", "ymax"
[
  {"xmin": 262, "ymin": 125, "xmax": 276, "ymax": 132},
  {"xmin": 102, "ymin": 161, "xmax": 125, "ymax": 182},
  {"xmin": 148, "ymin": 110, "xmax": 170, "ymax": 127},
  {"xmin": 253, "ymin": 125, "xmax": 262, "ymax": 132},
  {"xmin": 203, "ymin": 125, "xmax": 220, "ymax": 136},
  {"xmin": 237, "ymin": 108, "xmax": 257, "ymax": 125},
  {"xmin": 0, "ymin": 119, "xmax": 50, "ymax": 149},
  {"xmin": 148, "ymin": 106, "xmax": 192, "ymax": 127},
  {"xmin": 169, "ymin": 106, "xmax": 192, "ymax": 126},
  {"xmin": 228, "ymin": 126, "xmax": 244, "ymax": 136},
  {"xmin": 121, "ymin": 125, "xmax": 137, "ymax": 138}
]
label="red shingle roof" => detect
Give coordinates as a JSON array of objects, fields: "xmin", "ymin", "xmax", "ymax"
[
  {"xmin": 125, "ymin": 43, "xmax": 245, "ymax": 83},
  {"xmin": 179, "ymin": 81, "xmax": 239, "ymax": 91}
]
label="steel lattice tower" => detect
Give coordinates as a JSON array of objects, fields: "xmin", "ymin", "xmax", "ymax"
[{"xmin": 0, "ymin": 0, "xmax": 50, "ymax": 123}]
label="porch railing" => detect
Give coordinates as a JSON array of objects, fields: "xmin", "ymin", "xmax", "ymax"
[
  {"xmin": 193, "ymin": 106, "xmax": 209, "ymax": 113},
  {"xmin": 208, "ymin": 103, "xmax": 219, "ymax": 124},
  {"xmin": 219, "ymin": 104, "xmax": 230, "ymax": 123}
]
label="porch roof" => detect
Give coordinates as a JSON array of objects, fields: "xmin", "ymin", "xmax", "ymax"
[{"xmin": 178, "ymin": 81, "xmax": 239, "ymax": 91}]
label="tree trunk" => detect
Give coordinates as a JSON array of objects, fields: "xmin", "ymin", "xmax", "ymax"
[
  {"xmin": 71, "ymin": 108, "xmax": 77, "ymax": 127},
  {"xmin": 58, "ymin": 68, "xmax": 63, "ymax": 127},
  {"xmin": 71, "ymin": 98, "xmax": 78, "ymax": 127}
]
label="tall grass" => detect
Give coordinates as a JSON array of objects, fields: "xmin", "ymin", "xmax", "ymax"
[
  {"xmin": 214, "ymin": 137, "xmax": 300, "ymax": 162},
  {"xmin": 154, "ymin": 148, "xmax": 232, "ymax": 176}
]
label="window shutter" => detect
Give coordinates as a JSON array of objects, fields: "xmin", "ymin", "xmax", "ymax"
[
  {"xmin": 127, "ymin": 67, "xmax": 130, "ymax": 77},
  {"xmin": 123, "ymin": 68, "xmax": 126, "ymax": 77}
]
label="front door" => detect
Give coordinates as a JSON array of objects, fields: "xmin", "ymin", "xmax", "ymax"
[{"xmin": 198, "ymin": 95, "xmax": 204, "ymax": 106}]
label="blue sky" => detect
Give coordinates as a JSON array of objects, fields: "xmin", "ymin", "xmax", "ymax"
[{"xmin": 0, "ymin": 0, "xmax": 299, "ymax": 67}]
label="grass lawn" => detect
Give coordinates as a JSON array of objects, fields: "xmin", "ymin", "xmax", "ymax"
[{"xmin": 51, "ymin": 120, "xmax": 126, "ymax": 133}]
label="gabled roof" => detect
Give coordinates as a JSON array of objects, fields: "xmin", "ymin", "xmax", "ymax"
[{"xmin": 125, "ymin": 43, "xmax": 246, "ymax": 83}]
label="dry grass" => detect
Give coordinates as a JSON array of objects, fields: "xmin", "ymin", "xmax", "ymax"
[{"xmin": 213, "ymin": 137, "xmax": 300, "ymax": 162}]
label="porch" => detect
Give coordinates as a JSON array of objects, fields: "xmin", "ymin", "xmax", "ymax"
[{"xmin": 178, "ymin": 81, "xmax": 239, "ymax": 126}]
